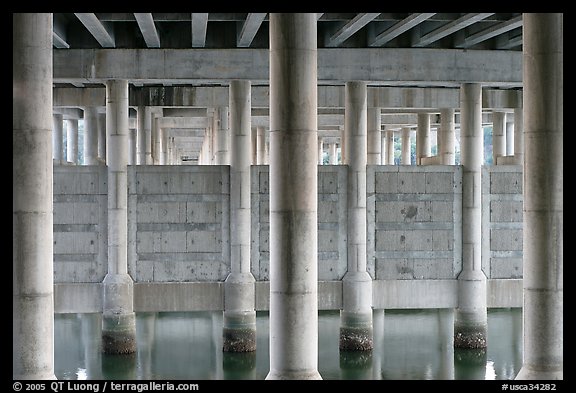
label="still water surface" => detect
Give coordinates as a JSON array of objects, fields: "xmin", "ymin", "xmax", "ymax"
[{"xmin": 55, "ymin": 308, "xmax": 522, "ymax": 380}]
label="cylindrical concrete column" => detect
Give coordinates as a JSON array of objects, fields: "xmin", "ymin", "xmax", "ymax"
[
  {"xmin": 401, "ymin": 127, "xmax": 411, "ymax": 165},
  {"xmin": 329, "ymin": 142, "xmax": 338, "ymax": 165},
  {"xmin": 367, "ymin": 108, "xmax": 381, "ymax": 165},
  {"xmin": 267, "ymin": 13, "xmax": 321, "ymax": 380},
  {"xmin": 152, "ymin": 112, "xmax": 161, "ymax": 164},
  {"xmin": 251, "ymin": 127, "xmax": 258, "ymax": 165},
  {"xmin": 67, "ymin": 118, "xmax": 79, "ymax": 164},
  {"xmin": 455, "ymin": 82, "xmax": 487, "ymax": 349},
  {"xmin": 128, "ymin": 127, "xmax": 137, "ymax": 166},
  {"xmin": 416, "ymin": 113, "xmax": 430, "ymax": 165},
  {"xmin": 224, "ymin": 80, "xmax": 256, "ymax": 353},
  {"xmin": 144, "ymin": 107, "xmax": 153, "ymax": 164},
  {"xmin": 340, "ymin": 80, "xmax": 373, "ymax": 352},
  {"xmin": 159, "ymin": 126, "xmax": 167, "ymax": 165},
  {"xmin": 84, "ymin": 107, "xmax": 99, "ymax": 165},
  {"xmin": 492, "ymin": 111, "xmax": 506, "ymax": 164},
  {"xmin": 136, "ymin": 106, "xmax": 146, "ymax": 164},
  {"xmin": 103, "ymin": 79, "xmax": 136, "ymax": 354},
  {"xmin": 340, "ymin": 127, "xmax": 346, "ymax": 164},
  {"xmin": 13, "ymin": 12, "xmax": 55, "ymax": 380},
  {"xmin": 380, "ymin": 130, "xmax": 386, "ymax": 165},
  {"xmin": 98, "ymin": 112, "xmax": 106, "ymax": 164},
  {"xmin": 386, "ymin": 130, "xmax": 395, "ymax": 165},
  {"xmin": 214, "ymin": 106, "xmax": 230, "ymax": 165},
  {"xmin": 514, "ymin": 108, "xmax": 524, "ymax": 165},
  {"xmin": 516, "ymin": 13, "xmax": 563, "ymax": 380},
  {"xmin": 506, "ymin": 118, "xmax": 514, "ymax": 156},
  {"xmin": 440, "ymin": 108, "xmax": 456, "ymax": 165},
  {"xmin": 318, "ymin": 137, "xmax": 324, "ymax": 165},
  {"xmin": 53, "ymin": 113, "xmax": 64, "ymax": 163},
  {"xmin": 256, "ymin": 126, "xmax": 266, "ymax": 165}
]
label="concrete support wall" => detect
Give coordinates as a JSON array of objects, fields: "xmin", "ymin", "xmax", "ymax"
[
  {"xmin": 516, "ymin": 13, "xmax": 563, "ymax": 380},
  {"xmin": 223, "ymin": 80, "xmax": 256, "ymax": 352},
  {"xmin": 341, "ymin": 81, "xmax": 373, "ymax": 351},
  {"xmin": 13, "ymin": 12, "xmax": 55, "ymax": 380},
  {"xmin": 267, "ymin": 13, "xmax": 321, "ymax": 380},
  {"xmin": 455, "ymin": 82, "xmax": 487, "ymax": 349}
]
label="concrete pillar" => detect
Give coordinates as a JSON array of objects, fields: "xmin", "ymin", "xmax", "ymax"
[
  {"xmin": 317, "ymin": 137, "xmax": 324, "ymax": 164},
  {"xmin": 516, "ymin": 13, "xmax": 563, "ymax": 380},
  {"xmin": 152, "ymin": 113, "xmax": 161, "ymax": 164},
  {"xmin": 256, "ymin": 126, "xmax": 266, "ymax": 165},
  {"xmin": 401, "ymin": 127, "xmax": 411, "ymax": 165},
  {"xmin": 224, "ymin": 80, "xmax": 256, "ymax": 352},
  {"xmin": 455, "ymin": 82, "xmax": 487, "ymax": 349},
  {"xmin": 251, "ymin": 127, "xmax": 258, "ymax": 165},
  {"xmin": 506, "ymin": 118, "xmax": 514, "ymax": 156},
  {"xmin": 128, "ymin": 127, "xmax": 137, "ymax": 166},
  {"xmin": 53, "ymin": 113, "xmax": 64, "ymax": 163},
  {"xmin": 102, "ymin": 79, "xmax": 136, "ymax": 354},
  {"xmin": 136, "ymin": 106, "xmax": 146, "ymax": 164},
  {"xmin": 340, "ymin": 127, "xmax": 346, "ymax": 164},
  {"xmin": 66, "ymin": 118, "xmax": 79, "ymax": 164},
  {"xmin": 144, "ymin": 107, "xmax": 153, "ymax": 164},
  {"xmin": 13, "ymin": 12, "xmax": 55, "ymax": 380},
  {"xmin": 98, "ymin": 112, "xmax": 106, "ymax": 164},
  {"xmin": 514, "ymin": 108, "xmax": 524, "ymax": 165},
  {"xmin": 380, "ymin": 130, "xmax": 386, "ymax": 165},
  {"xmin": 340, "ymin": 80, "xmax": 373, "ymax": 352},
  {"xmin": 492, "ymin": 111, "xmax": 506, "ymax": 164},
  {"xmin": 159, "ymin": 126, "xmax": 167, "ymax": 165},
  {"xmin": 416, "ymin": 113, "xmax": 430, "ymax": 165},
  {"xmin": 267, "ymin": 13, "xmax": 321, "ymax": 380},
  {"xmin": 84, "ymin": 107, "xmax": 99, "ymax": 165},
  {"xmin": 386, "ymin": 130, "xmax": 395, "ymax": 165},
  {"xmin": 214, "ymin": 106, "xmax": 230, "ymax": 165},
  {"xmin": 329, "ymin": 142, "xmax": 338, "ymax": 165},
  {"xmin": 440, "ymin": 108, "xmax": 456, "ymax": 165},
  {"xmin": 367, "ymin": 108, "xmax": 381, "ymax": 165}
]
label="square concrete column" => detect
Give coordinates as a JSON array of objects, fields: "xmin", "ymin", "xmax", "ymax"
[
  {"xmin": 440, "ymin": 108, "xmax": 456, "ymax": 165},
  {"xmin": 340, "ymin": 81, "xmax": 373, "ymax": 352},
  {"xmin": 66, "ymin": 118, "xmax": 79, "ymax": 164},
  {"xmin": 401, "ymin": 127, "xmax": 412, "ymax": 165},
  {"xmin": 367, "ymin": 107, "xmax": 381, "ymax": 165},
  {"xmin": 98, "ymin": 112, "xmax": 106, "ymax": 164},
  {"xmin": 102, "ymin": 79, "xmax": 136, "ymax": 354},
  {"xmin": 267, "ymin": 13, "xmax": 321, "ymax": 380},
  {"xmin": 516, "ymin": 13, "xmax": 563, "ymax": 380},
  {"xmin": 53, "ymin": 113, "xmax": 64, "ymax": 164},
  {"xmin": 386, "ymin": 129, "xmax": 395, "ymax": 165},
  {"xmin": 13, "ymin": 12, "xmax": 55, "ymax": 380},
  {"xmin": 84, "ymin": 107, "xmax": 99, "ymax": 165},
  {"xmin": 416, "ymin": 113, "xmax": 430, "ymax": 165},
  {"xmin": 455, "ymin": 82, "xmax": 487, "ymax": 349},
  {"xmin": 223, "ymin": 80, "xmax": 256, "ymax": 352},
  {"xmin": 492, "ymin": 111, "xmax": 506, "ymax": 164}
]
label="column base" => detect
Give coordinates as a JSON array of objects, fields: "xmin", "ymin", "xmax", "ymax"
[
  {"xmin": 265, "ymin": 369, "xmax": 322, "ymax": 380},
  {"xmin": 223, "ymin": 311, "xmax": 256, "ymax": 352},
  {"xmin": 515, "ymin": 366, "xmax": 563, "ymax": 380},
  {"xmin": 102, "ymin": 312, "xmax": 137, "ymax": 354},
  {"xmin": 339, "ymin": 311, "xmax": 374, "ymax": 351},
  {"xmin": 223, "ymin": 351, "xmax": 256, "ymax": 380},
  {"xmin": 454, "ymin": 318, "xmax": 487, "ymax": 349}
]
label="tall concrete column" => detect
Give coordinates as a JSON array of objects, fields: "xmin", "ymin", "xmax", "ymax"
[
  {"xmin": 367, "ymin": 108, "xmax": 381, "ymax": 165},
  {"xmin": 224, "ymin": 80, "xmax": 256, "ymax": 352},
  {"xmin": 144, "ymin": 107, "xmax": 153, "ymax": 164},
  {"xmin": 152, "ymin": 113, "xmax": 161, "ymax": 164},
  {"xmin": 256, "ymin": 126, "xmax": 266, "ymax": 165},
  {"xmin": 386, "ymin": 130, "xmax": 395, "ymax": 165},
  {"xmin": 318, "ymin": 137, "xmax": 324, "ymax": 164},
  {"xmin": 13, "ymin": 12, "xmax": 55, "ymax": 380},
  {"xmin": 492, "ymin": 111, "xmax": 506, "ymax": 164},
  {"xmin": 102, "ymin": 79, "xmax": 136, "ymax": 354},
  {"xmin": 506, "ymin": 117, "xmax": 514, "ymax": 156},
  {"xmin": 516, "ymin": 13, "xmax": 563, "ymax": 380},
  {"xmin": 128, "ymin": 127, "xmax": 137, "ymax": 166},
  {"xmin": 380, "ymin": 130, "xmax": 386, "ymax": 165},
  {"xmin": 401, "ymin": 127, "xmax": 411, "ymax": 165},
  {"xmin": 329, "ymin": 142, "xmax": 338, "ymax": 165},
  {"xmin": 455, "ymin": 82, "xmax": 487, "ymax": 349},
  {"xmin": 416, "ymin": 113, "xmax": 430, "ymax": 165},
  {"xmin": 267, "ymin": 13, "xmax": 321, "ymax": 380},
  {"xmin": 251, "ymin": 127, "xmax": 258, "ymax": 164},
  {"xmin": 66, "ymin": 118, "xmax": 78, "ymax": 164},
  {"xmin": 214, "ymin": 106, "xmax": 230, "ymax": 165},
  {"xmin": 159, "ymin": 125, "xmax": 167, "ymax": 165},
  {"xmin": 514, "ymin": 108, "xmax": 524, "ymax": 165},
  {"xmin": 53, "ymin": 113, "xmax": 64, "ymax": 163},
  {"xmin": 340, "ymin": 80, "xmax": 373, "ymax": 352},
  {"xmin": 136, "ymin": 106, "xmax": 146, "ymax": 164},
  {"xmin": 340, "ymin": 127, "xmax": 346, "ymax": 164},
  {"xmin": 98, "ymin": 112, "xmax": 106, "ymax": 164},
  {"xmin": 84, "ymin": 107, "xmax": 99, "ymax": 165},
  {"xmin": 440, "ymin": 108, "xmax": 456, "ymax": 165}
]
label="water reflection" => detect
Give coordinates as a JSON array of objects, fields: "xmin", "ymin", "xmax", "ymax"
[{"xmin": 54, "ymin": 308, "xmax": 522, "ymax": 380}]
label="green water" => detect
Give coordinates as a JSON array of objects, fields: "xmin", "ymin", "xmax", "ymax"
[{"xmin": 54, "ymin": 308, "xmax": 522, "ymax": 380}]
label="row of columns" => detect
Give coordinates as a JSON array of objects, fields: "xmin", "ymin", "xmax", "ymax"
[{"xmin": 14, "ymin": 12, "xmax": 562, "ymax": 381}]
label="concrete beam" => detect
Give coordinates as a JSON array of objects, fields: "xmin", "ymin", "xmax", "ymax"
[
  {"xmin": 456, "ymin": 15, "xmax": 523, "ymax": 49},
  {"xmin": 369, "ymin": 13, "xmax": 436, "ymax": 47},
  {"xmin": 413, "ymin": 13, "xmax": 494, "ymax": 47},
  {"xmin": 53, "ymin": 48, "xmax": 522, "ymax": 86},
  {"xmin": 74, "ymin": 13, "xmax": 115, "ymax": 48},
  {"xmin": 134, "ymin": 13, "xmax": 161, "ymax": 48},
  {"xmin": 237, "ymin": 13, "xmax": 267, "ymax": 47},
  {"xmin": 191, "ymin": 13, "xmax": 208, "ymax": 47},
  {"xmin": 325, "ymin": 13, "xmax": 380, "ymax": 47},
  {"xmin": 157, "ymin": 116, "xmax": 209, "ymax": 129}
]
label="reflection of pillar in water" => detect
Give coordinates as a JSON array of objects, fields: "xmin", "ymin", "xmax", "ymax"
[
  {"xmin": 339, "ymin": 349, "xmax": 373, "ymax": 380},
  {"xmin": 211, "ymin": 312, "xmax": 224, "ymax": 379},
  {"xmin": 101, "ymin": 352, "xmax": 137, "ymax": 379},
  {"xmin": 223, "ymin": 352, "xmax": 257, "ymax": 380},
  {"xmin": 80, "ymin": 313, "xmax": 103, "ymax": 379},
  {"xmin": 437, "ymin": 309, "xmax": 455, "ymax": 380},
  {"xmin": 454, "ymin": 348, "xmax": 487, "ymax": 380},
  {"xmin": 371, "ymin": 309, "xmax": 384, "ymax": 380},
  {"xmin": 136, "ymin": 312, "xmax": 157, "ymax": 379}
]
